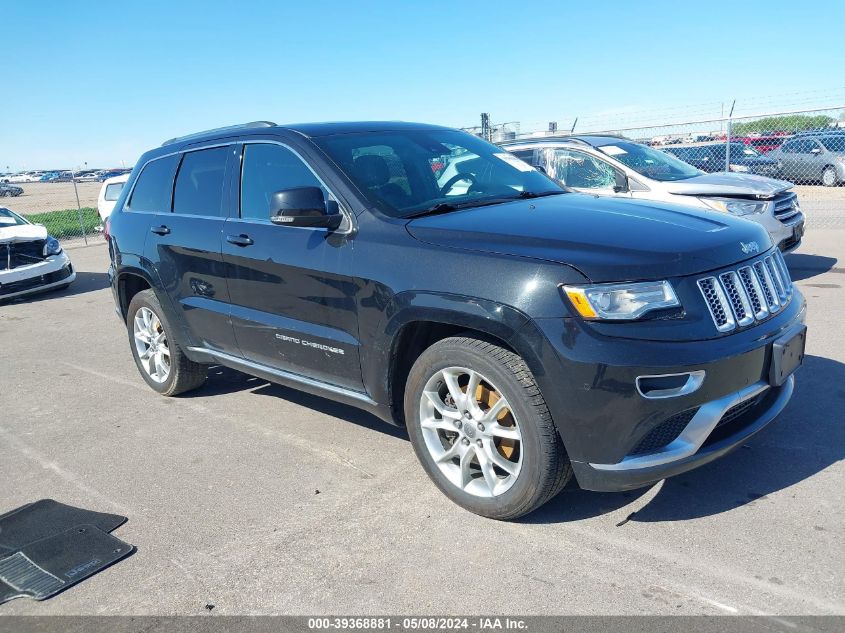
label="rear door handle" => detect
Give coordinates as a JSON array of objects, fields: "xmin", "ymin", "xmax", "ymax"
[
  {"xmin": 150, "ymin": 225, "xmax": 171, "ymax": 236},
  {"xmin": 226, "ymin": 234, "xmax": 254, "ymax": 247}
]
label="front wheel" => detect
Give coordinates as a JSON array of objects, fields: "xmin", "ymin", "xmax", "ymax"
[
  {"xmin": 405, "ymin": 336, "xmax": 571, "ymax": 520},
  {"xmin": 822, "ymin": 166, "xmax": 838, "ymax": 187},
  {"xmin": 126, "ymin": 289, "xmax": 207, "ymax": 396}
]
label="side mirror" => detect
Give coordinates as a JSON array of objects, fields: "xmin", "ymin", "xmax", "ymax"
[
  {"xmin": 612, "ymin": 171, "xmax": 629, "ymax": 193},
  {"xmin": 269, "ymin": 187, "xmax": 343, "ymax": 230}
]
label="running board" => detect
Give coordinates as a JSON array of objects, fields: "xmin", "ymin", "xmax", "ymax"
[{"xmin": 186, "ymin": 346, "xmax": 377, "ymax": 406}]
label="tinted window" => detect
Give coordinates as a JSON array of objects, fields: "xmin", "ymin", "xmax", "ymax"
[
  {"xmin": 104, "ymin": 182, "xmax": 124, "ymax": 201},
  {"xmin": 240, "ymin": 143, "xmax": 327, "ymax": 220},
  {"xmin": 128, "ymin": 155, "xmax": 179, "ymax": 212},
  {"xmin": 173, "ymin": 147, "xmax": 229, "ymax": 216},
  {"xmin": 781, "ymin": 140, "xmax": 798, "ymax": 154}
]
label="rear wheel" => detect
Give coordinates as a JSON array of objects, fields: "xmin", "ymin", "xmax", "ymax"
[
  {"xmin": 405, "ymin": 336, "xmax": 571, "ymax": 520},
  {"xmin": 822, "ymin": 166, "xmax": 838, "ymax": 187},
  {"xmin": 126, "ymin": 290, "xmax": 207, "ymax": 396}
]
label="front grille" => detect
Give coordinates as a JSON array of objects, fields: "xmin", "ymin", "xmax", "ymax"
[
  {"xmin": 630, "ymin": 407, "xmax": 699, "ymax": 456},
  {"xmin": 698, "ymin": 250, "xmax": 792, "ymax": 333},
  {"xmin": 772, "ymin": 191, "xmax": 800, "ymax": 223},
  {"xmin": 0, "ymin": 265, "xmax": 72, "ymax": 297},
  {"xmin": 0, "ymin": 240, "xmax": 47, "ymax": 271}
]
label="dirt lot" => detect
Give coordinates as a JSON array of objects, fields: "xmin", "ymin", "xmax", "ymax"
[
  {"xmin": 0, "ymin": 228, "xmax": 842, "ymax": 618},
  {"xmin": 8, "ymin": 181, "xmax": 101, "ymax": 214}
]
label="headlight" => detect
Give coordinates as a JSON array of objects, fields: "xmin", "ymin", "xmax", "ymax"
[
  {"xmin": 562, "ymin": 280, "xmax": 680, "ymax": 320},
  {"xmin": 729, "ymin": 164, "xmax": 749, "ymax": 173},
  {"xmin": 43, "ymin": 236, "xmax": 62, "ymax": 257},
  {"xmin": 699, "ymin": 197, "xmax": 769, "ymax": 216}
]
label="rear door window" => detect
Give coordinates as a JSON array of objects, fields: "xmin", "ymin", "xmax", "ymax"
[
  {"xmin": 173, "ymin": 147, "xmax": 229, "ymax": 217},
  {"xmin": 127, "ymin": 155, "xmax": 179, "ymax": 212}
]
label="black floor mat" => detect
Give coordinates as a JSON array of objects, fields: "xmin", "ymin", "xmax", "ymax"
[
  {"xmin": 0, "ymin": 500, "xmax": 134, "ymax": 605},
  {"xmin": 0, "ymin": 525, "xmax": 133, "ymax": 603},
  {"xmin": 0, "ymin": 499, "xmax": 126, "ymax": 558}
]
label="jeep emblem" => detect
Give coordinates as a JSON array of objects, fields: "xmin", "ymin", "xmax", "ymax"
[{"xmin": 740, "ymin": 241, "xmax": 760, "ymax": 255}]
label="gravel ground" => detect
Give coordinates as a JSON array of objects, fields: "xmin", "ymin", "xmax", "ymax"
[{"xmin": 0, "ymin": 229, "xmax": 842, "ymax": 618}]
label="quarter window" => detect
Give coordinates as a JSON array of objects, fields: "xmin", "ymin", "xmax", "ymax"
[
  {"xmin": 173, "ymin": 147, "xmax": 229, "ymax": 216},
  {"xmin": 240, "ymin": 144, "xmax": 328, "ymax": 220},
  {"xmin": 127, "ymin": 155, "xmax": 179, "ymax": 212}
]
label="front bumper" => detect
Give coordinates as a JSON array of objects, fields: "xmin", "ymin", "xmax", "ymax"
[
  {"xmin": 0, "ymin": 253, "xmax": 75, "ymax": 300},
  {"xmin": 527, "ymin": 288, "xmax": 805, "ymax": 492}
]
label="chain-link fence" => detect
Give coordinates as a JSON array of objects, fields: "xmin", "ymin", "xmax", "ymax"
[
  {"xmin": 0, "ymin": 170, "xmax": 130, "ymax": 245},
  {"xmin": 481, "ymin": 106, "xmax": 845, "ymax": 231}
]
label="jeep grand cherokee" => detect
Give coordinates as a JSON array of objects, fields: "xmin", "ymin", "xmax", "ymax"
[{"xmin": 107, "ymin": 121, "xmax": 806, "ymax": 519}]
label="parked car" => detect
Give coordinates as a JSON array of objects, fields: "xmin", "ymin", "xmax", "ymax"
[
  {"xmin": 107, "ymin": 121, "xmax": 805, "ymax": 519},
  {"xmin": 74, "ymin": 171, "xmax": 100, "ymax": 182},
  {"xmin": 0, "ymin": 184, "xmax": 23, "ymax": 197},
  {"xmin": 1, "ymin": 173, "xmax": 38, "ymax": 183},
  {"xmin": 663, "ymin": 143, "xmax": 780, "ymax": 176},
  {"xmin": 767, "ymin": 135, "xmax": 845, "ymax": 186},
  {"xmin": 503, "ymin": 135, "xmax": 804, "ymax": 252},
  {"xmin": 98, "ymin": 169, "xmax": 130, "ymax": 182},
  {"xmin": 742, "ymin": 135, "xmax": 789, "ymax": 154},
  {"xmin": 97, "ymin": 173, "xmax": 129, "ymax": 221},
  {"xmin": 0, "ymin": 207, "xmax": 76, "ymax": 301}
]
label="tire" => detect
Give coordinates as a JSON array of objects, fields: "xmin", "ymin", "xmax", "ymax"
[
  {"xmin": 404, "ymin": 336, "xmax": 571, "ymax": 520},
  {"xmin": 126, "ymin": 289, "xmax": 207, "ymax": 396},
  {"xmin": 822, "ymin": 166, "xmax": 838, "ymax": 187}
]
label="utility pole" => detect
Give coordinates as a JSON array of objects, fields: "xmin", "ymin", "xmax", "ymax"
[
  {"xmin": 725, "ymin": 100, "xmax": 736, "ymax": 172},
  {"xmin": 480, "ymin": 113, "xmax": 491, "ymax": 142}
]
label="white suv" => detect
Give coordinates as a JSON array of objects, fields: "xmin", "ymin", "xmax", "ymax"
[
  {"xmin": 503, "ymin": 135, "xmax": 805, "ymax": 253},
  {"xmin": 97, "ymin": 173, "xmax": 130, "ymax": 222}
]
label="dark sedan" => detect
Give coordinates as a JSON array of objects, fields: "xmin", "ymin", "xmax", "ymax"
[
  {"xmin": 0, "ymin": 183, "xmax": 23, "ymax": 197},
  {"xmin": 664, "ymin": 143, "xmax": 780, "ymax": 177}
]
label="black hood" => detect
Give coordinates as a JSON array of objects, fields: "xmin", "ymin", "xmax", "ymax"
[{"xmin": 406, "ymin": 194, "xmax": 773, "ymax": 282}]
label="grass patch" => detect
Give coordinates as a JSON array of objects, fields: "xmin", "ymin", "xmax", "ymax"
[{"xmin": 25, "ymin": 207, "xmax": 100, "ymax": 239}]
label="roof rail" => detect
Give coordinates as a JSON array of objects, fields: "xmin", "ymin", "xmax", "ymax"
[{"xmin": 161, "ymin": 121, "xmax": 277, "ymax": 146}]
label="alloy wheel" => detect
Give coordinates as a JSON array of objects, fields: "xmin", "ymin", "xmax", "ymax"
[
  {"xmin": 419, "ymin": 366, "xmax": 523, "ymax": 498},
  {"xmin": 133, "ymin": 306, "xmax": 171, "ymax": 383}
]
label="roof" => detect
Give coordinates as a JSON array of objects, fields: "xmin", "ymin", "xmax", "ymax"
[{"xmin": 161, "ymin": 120, "xmax": 453, "ymax": 147}]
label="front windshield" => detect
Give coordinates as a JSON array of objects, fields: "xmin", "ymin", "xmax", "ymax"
[
  {"xmin": 0, "ymin": 207, "xmax": 28, "ymax": 227},
  {"xmin": 596, "ymin": 141, "xmax": 702, "ymax": 181},
  {"xmin": 313, "ymin": 129, "xmax": 564, "ymax": 218}
]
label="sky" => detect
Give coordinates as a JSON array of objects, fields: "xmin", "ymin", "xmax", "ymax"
[{"xmin": 2, "ymin": 0, "xmax": 844, "ymax": 170}]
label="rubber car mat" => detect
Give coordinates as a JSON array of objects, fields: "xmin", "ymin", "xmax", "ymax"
[
  {"xmin": 0, "ymin": 499, "xmax": 127, "ymax": 558},
  {"xmin": 0, "ymin": 525, "xmax": 134, "ymax": 604}
]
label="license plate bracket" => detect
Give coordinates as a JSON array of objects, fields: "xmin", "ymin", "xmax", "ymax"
[{"xmin": 769, "ymin": 326, "xmax": 806, "ymax": 387}]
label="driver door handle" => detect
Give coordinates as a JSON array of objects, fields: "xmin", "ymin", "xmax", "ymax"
[
  {"xmin": 226, "ymin": 234, "xmax": 254, "ymax": 247},
  {"xmin": 150, "ymin": 225, "xmax": 170, "ymax": 236}
]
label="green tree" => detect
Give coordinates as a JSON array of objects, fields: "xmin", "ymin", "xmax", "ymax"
[{"xmin": 732, "ymin": 115, "xmax": 835, "ymax": 135}]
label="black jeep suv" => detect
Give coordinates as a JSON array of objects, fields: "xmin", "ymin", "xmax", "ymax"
[{"xmin": 107, "ymin": 121, "xmax": 806, "ymax": 519}]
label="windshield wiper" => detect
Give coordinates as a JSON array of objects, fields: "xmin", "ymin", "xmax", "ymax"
[{"xmin": 404, "ymin": 190, "xmax": 565, "ymax": 219}]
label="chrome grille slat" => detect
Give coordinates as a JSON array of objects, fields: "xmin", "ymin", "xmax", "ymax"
[
  {"xmin": 699, "ymin": 252, "xmax": 792, "ymax": 332},
  {"xmin": 718, "ymin": 271, "xmax": 755, "ymax": 327},
  {"xmin": 738, "ymin": 266, "xmax": 768, "ymax": 320},
  {"xmin": 765, "ymin": 255, "xmax": 787, "ymax": 301},
  {"xmin": 753, "ymin": 260, "xmax": 779, "ymax": 311}
]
